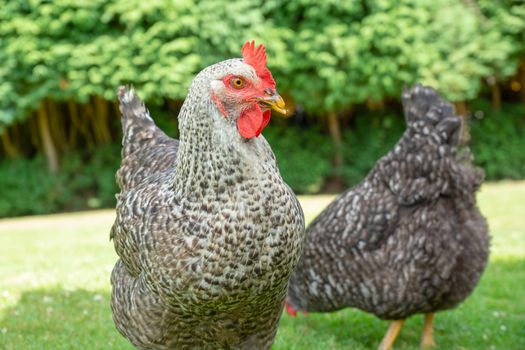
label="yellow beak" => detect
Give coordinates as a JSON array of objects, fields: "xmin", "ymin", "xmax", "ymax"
[{"xmin": 257, "ymin": 92, "xmax": 288, "ymax": 116}]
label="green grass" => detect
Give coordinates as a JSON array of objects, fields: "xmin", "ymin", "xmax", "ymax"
[{"xmin": 1, "ymin": 182, "xmax": 524, "ymax": 350}]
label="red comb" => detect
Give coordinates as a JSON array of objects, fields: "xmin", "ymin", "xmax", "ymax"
[{"xmin": 242, "ymin": 40, "xmax": 276, "ymax": 88}]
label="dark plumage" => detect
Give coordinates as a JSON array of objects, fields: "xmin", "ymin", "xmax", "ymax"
[
  {"xmin": 110, "ymin": 45, "xmax": 304, "ymax": 349},
  {"xmin": 286, "ymin": 85, "xmax": 490, "ymax": 349}
]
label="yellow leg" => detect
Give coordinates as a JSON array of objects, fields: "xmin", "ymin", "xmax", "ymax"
[
  {"xmin": 378, "ymin": 320, "xmax": 405, "ymax": 350},
  {"xmin": 420, "ymin": 313, "xmax": 437, "ymax": 349}
]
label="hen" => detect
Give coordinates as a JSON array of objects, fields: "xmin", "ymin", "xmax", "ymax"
[
  {"xmin": 110, "ymin": 41, "xmax": 305, "ymax": 350},
  {"xmin": 286, "ymin": 85, "xmax": 489, "ymax": 350}
]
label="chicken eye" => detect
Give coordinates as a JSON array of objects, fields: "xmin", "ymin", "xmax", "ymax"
[{"xmin": 230, "ymin": 77, "xmax": 245, "ymax": 89}]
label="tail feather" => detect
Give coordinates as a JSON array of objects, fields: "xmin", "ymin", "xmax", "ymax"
[
  {"xmin": 115, "ymin": 86, "xmax": 178, "ymax": 191},
  {"xmin": 402, "ymin": 84, "xmax": 460, "ymax": 147},
  {"xmin": 402, "ymin": 84, "xmax": 484, "ymax": 191},
  {"xmin": 117, "ymin": 86, "xmax": 160, "ymax": 158}
]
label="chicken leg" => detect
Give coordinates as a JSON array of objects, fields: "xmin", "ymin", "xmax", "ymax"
[
  {"xmin": 420, "ymin": 313, "xmax": 436, "ymax": 349},
  {"xmin": 378, "ymin": 320, "xmax": 405, "ymax": 350}
]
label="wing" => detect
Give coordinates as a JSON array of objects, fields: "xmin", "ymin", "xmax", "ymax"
[
  {"xmin": 110, "ymin": 87, "xmax": 180, "ymax": 275},
  {"xmin": 304, "ymin": 176, "xmax": 399, "ymax": 257}
]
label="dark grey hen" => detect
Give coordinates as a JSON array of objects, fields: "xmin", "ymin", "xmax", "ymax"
[
  {"xmin": 110, "ymin": 41, "xmax": 305, "ymax": 350},
  {"xmin": 286, "ymin": 85, "xmax": 489, "ymax": 350}
]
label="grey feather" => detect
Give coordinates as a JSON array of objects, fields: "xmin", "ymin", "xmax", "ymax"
[
  {"xmin": 287, "ymin": 85, "xmax": 489, "ymax": 321},
  {"xmin": 111, "ymin": 66, "xmax": 305, "ymax": 349}
]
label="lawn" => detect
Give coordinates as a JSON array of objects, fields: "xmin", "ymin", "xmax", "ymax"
[{"xmin": 0, "ymin": 182, "xmax": 524, "ymax": 350}]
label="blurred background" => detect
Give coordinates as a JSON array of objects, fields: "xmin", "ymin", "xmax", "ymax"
[
  {"xmin": 1, "ymin": 2, "xmax": 525, "ymax": 350},
  {"xmin": 0, "ymin": 0, "xmax": 524, "ymax": 218}
]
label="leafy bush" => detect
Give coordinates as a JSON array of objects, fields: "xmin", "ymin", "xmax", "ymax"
[
  {"xmin": 342, "ymin": 110, "xmax": 405, "ymax": 186},
  {"xmin": 0, "ymin": 145, "xmax": 120, "ymax": 217},
  {"xmin": 0, "ymin": 124, "xmax": 333, "ymax": 217},
  {"xmin": 478, "ymin": 0, "xmax": 525, "ymax": 72},
  {"xmin": 0, "ymin": 0, "xmax": 523, "ymax": 217},
  {"xmin": 0, "ymin": 156, "xmax": 60, "ymax": 216},
  {"xmin": 263, "ymin": 0, "xmax": 518, "ymax": 113},
  {"xmin": 1, "ymin": 98, "xmax": 525, "ymax": 217},
  {"xmin": 62, "ymin": 144, "xmax": 121, "ymax": 209},
  {"xmin": 341, "ymin": 100, "xmax": 525, "ymax": 186},
  {"xmin": 470, "ymin": 100, "xmax": 525, "ymax": 180},
  {"xmin": 0, "ymin": 0, "xmax": 285, "ymax": 131},
  {"xmin": 1, "ymin": 0, "xmax": 522, "ymax": 130},
  {"xmin": 265, "ymin": 125, "xmax": 333, "ymax": 194}
]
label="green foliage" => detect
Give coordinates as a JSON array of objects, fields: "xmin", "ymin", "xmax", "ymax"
[
  {"xmin": 478, "ymin": 0, "xmax": 525, "ymax": 75},
  {"xmin": 1, "ymin": 0, "xmax": 523, "ymax": 130},
  {"xmin": 0, "ymin": 0, "xmax": 289, "ymax": 131},
  {"xmin": 190, "ymin": 0, "xmax": 287, "ymax": 66},
  {"xmin": 265, "ymin": 125, "xmax": 333, "ymax": 194},
  {"xmin": 0, "ymin": 145, "xmax": 120, "ymax": 217},
  {"xmin": 0, "ymin": 124, "xmax": 333, "ymax": 217},
  {"xmin": 342, "ymin": 111, "xmax": 405, "ymax": 186},
  {"xmin": 264, "ymin": 0, "xmax": 518, "ymax": 111},
  {"xmin": 0, "ymin": 156, "xmax": 59, "ymax": 216},
  {"xmin": 2, "ymin": 98, "xmax": 525, "ymax": 217},
  {"xmin": 0, "ymin": 0, "xmax": 524, "ymax": 216},
  {"xmin": 0, "ymin": 0, "xmax": 202, "ymax": 128},
  {"xmin": 470, "ymin": 99, "xmax": 525, "ymax": 180}
]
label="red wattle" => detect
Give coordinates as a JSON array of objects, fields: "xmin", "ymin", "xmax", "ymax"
[
  {"xmin": 285, "ymin": 301, "xmax": 297, "ymax": 317},
  {"xmin": 237, "ymin": 104, "xmax": 267, "ymax": 139},
  {"xmin": 260, "ymin": 110, "xmax": 271, "ymax": 133}
]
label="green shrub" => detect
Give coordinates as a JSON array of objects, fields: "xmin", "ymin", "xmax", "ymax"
[
  {"xmin": 263, "ymin": 0, "xmax": 517, "ymax": 113},
  {"xmin": 342, "ymin": 110, "xmax": 405, "ymax": 186},
  {"xmin": 1, "ymin": 99, "xmax": 525, "ymax": 218},
  {"xmin": 1, "ymin": 0, "xmax": 521, "ymax": 131},
  {"xmin": 470, "ymin": 100, "xmax": 525, "ymax": 180},
  {"xmin": 265, "ymin": 125, "xmax": 333, "ymax": 194},
  {"xmin": 60, "ymin": 144, "xmax": 121, "ymax": 210},
  {"xmin": 0, "ymin": 145, "xmax": 120, "ymax": 217},
  {"xmin": 340, "ymin": 100, "xmax": 525, "ymax": 186},
  {"xmin": 0, "ymin": 156, "xmax": 60, "ymax": 216}
]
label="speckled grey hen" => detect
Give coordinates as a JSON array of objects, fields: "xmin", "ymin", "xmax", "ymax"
[
  {"xmin": 110, "ymin": 41, "xmax": 305, "ymax": 350},
  {"xmin": 286, "ymin": 85, "xmax": 489, "ymax": 350}
]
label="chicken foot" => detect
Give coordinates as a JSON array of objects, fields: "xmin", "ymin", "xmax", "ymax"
[
  {"xmin": 378, "ymin": 319, "xmax": 405, "ymax": 350},
  {"xmin": 420, "ymin": 313, "xmax": 436, "ymax": 349}
]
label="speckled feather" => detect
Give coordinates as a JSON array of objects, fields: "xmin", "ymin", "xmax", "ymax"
[
  {"xmin": 110, "ymin": 59, "xmax": 305, "ymax": 349},
  {"xmin": 287, "ymin": 85, "xmax": 489, "ymax": 320}
]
